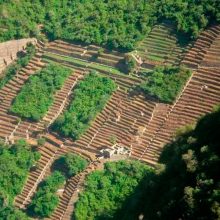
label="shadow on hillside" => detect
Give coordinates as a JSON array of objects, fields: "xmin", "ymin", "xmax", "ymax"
[{"xmin": 128, "ymin": 85, "xmax": 161, "ymax": 104}]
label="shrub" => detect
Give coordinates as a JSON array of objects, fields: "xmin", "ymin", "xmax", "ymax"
[
  {"xmin": 37, "ymin": 138, "xmax": 46, "ymax": 146},
  {"xmin": 124, "ymin": 54, "xmax": 137, "ymax": 74},
  {"xmin": 17, "ymin": 43, "xmax": 36, "ymax": 68},
  {"xmin": 109, "ymin": 135, "xmax": 117, "ymax": 144},
  {"xmin": 139, "ymin": 66, "xmax": 191, "ymax": 103},
  {"xmin": 28, "ymin": 171, "xmax": 65, "ymax": 218},
  {"xmin": 97, "ymin": 48, "xmax": 104, "ymax": 56},
  {"xmin": 10, "ymin": 64, "xmax": 71, "ymax": 121},
  {"xmin": 52, "ymin": 153, "xmax": 88, "ymax": 178},
  {"xmin": 52, "ymin": 72, "xmax": 116, "ymax": 140}
]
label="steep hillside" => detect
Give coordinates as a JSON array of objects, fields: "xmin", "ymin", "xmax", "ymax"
[
  {"xmin": 110, "ymin": 107, "xmax": 220, "ymax": 220},
  {"xmin": 1, "ymin": 0, "xmax": 220, "ymax": 50},
  {"xmin": 140, "ymin": 107, "xmax": 220, "ymax": 220},
  {"xmin": 0, "ymin": 1, "xmax": 219, "ymax": 219}
]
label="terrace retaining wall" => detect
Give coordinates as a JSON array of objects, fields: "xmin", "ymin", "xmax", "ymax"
[{"xmin": 0, "ymin": 38, "xmax": 37, "ymax": 75}]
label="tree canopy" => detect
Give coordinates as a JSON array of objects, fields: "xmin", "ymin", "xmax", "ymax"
[
  {"xmin": 139, "ymin": 66, "xmax": 191, "ymax": 103},
  {"xmin": 10, "ymin": 64, "xmax": 71, "ymax": 121},
  {"xmin": 52, "ymin": 153, "xmax": 88, "ymax": 178},
  {"xmin": 1, "ymin": 0, "xmax": 219, "ymax": 50},
  {"xmin": 0, "ymin": 205, "xmax": 30, "ymax": 220},
  {"xmin": 74, "ymin": 160, "xmax": 154, "ymax": 220},
  {"xmin": 156, "ymin": 0, "xmax": 220, "ymax": 38},
  {"xmin": 0, "ymin": 139, "xmax": 40, "ymax": 204},
  {"xmin": 0, "ymin": 139, "xmax": 40, "ymax": 220},
  {"xmin": 28, "ymin": 171, "xmax": 65, "ymax": 218},
  {"xmin": 52, "ymin": 72, "xmax": 116, "ymax": 140}
]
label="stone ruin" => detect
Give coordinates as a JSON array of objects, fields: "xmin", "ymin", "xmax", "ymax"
[
  {"xmin": 0, "ymin": 38, "xmax": 37, "ymax": 75},
  {"xmin": 99, "ymin": 143, "xmax": 131, "ymax": 159}
]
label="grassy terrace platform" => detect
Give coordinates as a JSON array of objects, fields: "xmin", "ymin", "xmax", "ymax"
[
  {"xmin": 42, "ymin": 52, "xmax": 143, "ymax": 90},
  {"xmin": 44, "ymin": 40, "xmax": 151, "ymax": 80},
  {"xmin": 137, "ymin": 22, "xmax": 191, "ymax": 65},
  {"xmin": 43, "ymin": 52, "xmax": 122, "ymax": 75}
]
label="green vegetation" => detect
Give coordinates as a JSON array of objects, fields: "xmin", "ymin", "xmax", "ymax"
[
  {"xmin": 37, "ymin": 137, "xmax": 46, "ymax": 146},
  {"xmin": 157, "ymin": 0, "xmax": 220, "ymax": 38},
  {"xmin": 28, "ymin": 171, "xmax": 65, "ymax": 218},
  {"xmin": 139, "ymin": 66, "xmax": 191, "ymax": 103},
  {"xmin": 136, "ymin": 21, "xmax": 191, "ymax": 64},
  {"xmin": 137, "ymin": 107, "xmax": 220, "ymax": 220},
  {"xmin": 52, "ymin": 153, "xmax": 88, "ymax": 178},
  {"xmin": 0, "ymin": 43, "xmax": 35, "ymax": 89},
  {"xmin": 52, "ymin": 72, "xmax": 116, "ymax": 140},
  {"xmin": 10, "ymin": 64, "xmax": 71, "ymax": 121},
  {"xmin": 0, "ymin": 139, "xmax": 40, "ymax": 204},
  {"xmin": 29, "ymin": 153, "xmax": 87, "ymax": 218},
  {"xmin": 43, "ymin": 52, "xmax": 123, "ymax": 75},
  {"xmin": 74, "ymin": 160, "xmax": 153, "ymax": 220},
  {"xmin": 1, "ymin": 1, "xmax": 219, "ymax": 49},
  {"xmin": 0, "ymin": 0, "xmax": 156, "ymax": 50},
  {"xmin": 0, "ymin": 139, "xmax": 40, "ymax": 220},
  {"xmin": 0, "ymin": 204, "xmax": 30, "ymax": 220},
  {"xmin": 44, "ymin": 0, "xmax": 156, "ymax": 50},
  {"xmin": 124, "ymin": 54, "xmax": 137, "ymax": 74}
]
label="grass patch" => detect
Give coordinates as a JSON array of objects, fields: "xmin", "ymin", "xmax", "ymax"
[
  {"xmin": 139, "ymin": 66, "xmax": 191, "ymax": 103},
  {"xmin": 44, "ymin": 52, "xmax": 122, "ymax": 75},
  {"xmin": 52, "ymin": 72, "xmax": 116, "ymax": 140},
  {"xmin": 146, "ymin": 54, "xmax": 165, "ymax": 62},
  {"xmin": 10, "ymin": 64, "xmax": 71, "ymax": 121}
]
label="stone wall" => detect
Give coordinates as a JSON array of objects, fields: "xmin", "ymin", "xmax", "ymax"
[{"xmin": 0, "ymin": 38, "xmax": 37, "ymax": 75}]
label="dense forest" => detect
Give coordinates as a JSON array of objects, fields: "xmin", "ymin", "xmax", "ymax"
[
  {"xmin": 28, "ymin": 171, "xmax": 65, "ymax": 218},
  {"xmin": 0, "ymin": 0, "xmax": 220, "ymax": 50},
  {"xmin": 52, "ymin": 72, "xmax": 116, "ymax": 140},
  {"xmin": 10, "ymin": 64, "xmax": 71, "ymax": 121},
  {"xmin": 0, "ymin": 140, "xmax": 40, "ymax": 204},
  {"xmin": 73, "ymin": 107, "xmax": 220, "ymax": 220},
  {"xmin": 0, "ymin": 140, "xmax": 40, "ymax": 220},
  {"xmin": 74, "ymin": 160, "xmax": 153, "ymax": 220},
  {"xmin": 139, "ymin": 66, "xmax": 191, "ymax": 103},
  {"xmin": 52, "ymin": 153, "xmax": 88, "ymax": 178},
  {"xmin": 112, "ymin": 107, "xmax": 220, "ymax": 220}
]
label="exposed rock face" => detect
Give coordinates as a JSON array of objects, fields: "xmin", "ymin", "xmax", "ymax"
[{"xmin": 0, "ymin": 38, "xmax": 37, "ymax": 75}]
